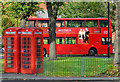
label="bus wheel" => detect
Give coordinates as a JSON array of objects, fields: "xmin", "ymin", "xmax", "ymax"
[
  {"xmin": 89, "ymin": 48, "xmax": 97, "ymax": 56},
  {"xmin": 43, "ymin": 48, "xmax": 47, "ymax": 57}
]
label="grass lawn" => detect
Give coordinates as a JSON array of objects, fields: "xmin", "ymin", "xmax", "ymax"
[
  {"xmin": 38, "ymin": 57, "xmax": 113, "ymax": 77},
  {"xmin": 0, "ymin": 59, "xmax": 4, "ymax": 73},
  {"xmin": 0, "ymin": 57, "xmax": 113, "ymax": 77}
]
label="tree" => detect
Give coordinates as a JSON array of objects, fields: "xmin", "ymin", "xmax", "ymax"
[
  {"xmin": 1, "ymin": 2, "xmax": 18, "ymax": 35},
  {"xmin": 58, "ymin": 2, "xmax": 108, "ymax": 18},
  {"xmin": 114, "ymin": 1, "xmax": 120, "ymax": 69},
  {"xmin": 46, "ymin": 2, "xmax": 63, "ymax": 60},
  {"xmin": 2, "ymin": 2, "xmax": 43, "ymax": 28}
]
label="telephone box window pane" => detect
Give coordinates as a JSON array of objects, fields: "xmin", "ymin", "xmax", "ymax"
[
  {"xmin": 7, "ymin": 37, "xmax": 11, "ymax": 40},
  {"xmin": 7, "ymin": 42, "xmax": 13, "ymax": 44},
  {"xmin": 24, "ymin": 58, "xmax": 29, "ymax": 60},
  {"xmin": 7, "ymin": 37, "xmax": 14, "ymax": 40},
  {"xmin": 24, "ymin": 65, "xmax": 29, "ymax": 68},
  {"xmin": 66, "ymin": 37, "xmax": 71, "ymax": 44},
  {"xmin": 7, "ymin": 53, "xmax": 13, "ymax": 56},
  {"xmin": 7, "ymin": 61, "xmax": 13, "ymax": 64},
  {"xmin": 24, "ymin": 46, "xmax": 29, "ymax": 48},
  {"xmin": 37, "ymin": 38, "xmax": 41, "ymax": 44},
  {"xmin": 37, "ymin": 61, "xmax": 41, "ymax": 64},
  {"xmin": 24, "ymin": 50, "xmax": 29, "ymax": 52},
  {"xmin": 37, "ymin": 58, "xmax": 40, "ymax": 61},
  {"xmin": 24, "ymin": 42, "xmax": 29, "ymax": 44},
  {"xmin": 24, "ymin": 62, "xmax": 29, "ymax": 64},
  {"xmin": 72, "ymin": 37, "xmax": 76, "ymax": 44},
  {"xmin": 7, "ymin": 65, "xmax": 13, "ymax": 68},
  {"xmin": 37, "ymin": 65, "xmax": 41, "ymax": 68},
  {"xmin": 7, "ymin": 45, "xmax": 13, "ymax": 48},
  {"xmin": 7, "ymin": 37, "xmax": 10, "ymax": 40},
  {"xmin": 24, "ymin": 54, "xmax": 29, "ymax": 56},
  {"xmin": 24, "ymin": 38, "xmax": 26, "ymax": 40},
  {"xmin": 28, "ymin": 38, "xmax": 31, "ymax": 41},
  {"xmin": 7, "ymin": 57, "xmax": 13, "ymax": 60},
  {"xmin": 7, "ymin": 49, "xmax": 13, "ymax": 52},
  {"xmin": 37, "ymin": 49, "xmax": 40, "ymax": 52},
  {"xmin": 37, "ymin": 45, "xmax": 41, "ymax": 48},
  {"xmin": 37, "ymin": 53, "xmax": 41, "ymax": 56}
]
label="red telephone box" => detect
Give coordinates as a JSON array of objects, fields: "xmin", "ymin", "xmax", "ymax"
[
  {"xmin": 4, "ymin": 27, "xmax": 21, "ymax": 73},
  {"xmin": 21, "ymin": 28, "xmax": 43, "ymax": 74},
  {"xmin": 34, "ymin": 28, "xmax": 43, "ymax": 74}
]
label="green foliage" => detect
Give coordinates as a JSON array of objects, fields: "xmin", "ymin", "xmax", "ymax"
[
  {"xmin": 2, "ymin": 15, "xmax": 17, "ymax": 35},
  {"xmin": 59, "ymin": 2, "xmax": 107, "ymax": 18},
  {"xmin": 2, "ymin": 2, "xmax": 43, "ymax": 19}
]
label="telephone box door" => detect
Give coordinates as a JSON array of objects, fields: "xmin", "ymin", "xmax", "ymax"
[
  {"xmin": 4, "ymin": 36, "xmax": 18, "ymax": 73},
  {"xmin": 35, "ymin": 36, "xmax": 43, "ymax": 74},
  {"xmin": 21, "ymin": 36, "xmax": 33, "ymax": 74}
]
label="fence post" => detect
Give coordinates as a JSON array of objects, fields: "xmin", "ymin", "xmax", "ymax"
[{"xmin": 82, "ymin": 58, "xmax": 83, "ymax": 77}]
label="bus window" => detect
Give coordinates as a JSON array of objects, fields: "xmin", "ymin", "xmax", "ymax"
[
  {"xmin": 56, "ymin": 37, "xmax": 64, "ymax": 44},
  {"xmin": 65, "ymin": 20, "xmax": 71, "ymax": 27},
  {"xmin": 101, "ymin": 37, "xmax": 111, "ymax": 45},
  {"xmin": 56, "ymin": 21, "xmax": 64, "ymax": 27},
  {"xmin": 72, "ymin": 20, "xmax": 85, "ymax": 27},
  {"xmin": 43, "ymin": 37, "xmax": 49, "ymax": 44},
  {"xmin": 26, "ymin": 20, "xmax": 36, "ymax": 27},
  {"xmin": 99, "ymin": 20, "xmax": 108, "ymax": 27},
  {"xmin": 86, "ymin": 20, "xmax": 98, "ymax": 27},
  {"xmin": 65, "ymin": 37, "xmax": 71, "ymax": 44},
  {"xmin": 38, "ymin": 20, "xmax": 49, "ymax": 27},
  {"xmin": 72, "ymin": 37, "xmax": 76, "ymax": 44}
]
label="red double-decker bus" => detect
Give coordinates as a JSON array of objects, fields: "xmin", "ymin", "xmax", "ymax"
[{"xmin": 27, "ymin": 18, "xmax": 113, "ymax": 56}]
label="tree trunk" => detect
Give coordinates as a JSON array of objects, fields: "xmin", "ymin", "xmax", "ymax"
[
  {"xmin": 114, "ymin": 2, "xmax": 120, "ymax": 69},
  {"xmin": 46, "ymin": 2, "xmax": 57, "ymax": 60},
  {"xmin": 114, "ymin": 28, "xmax": 119, "ymax": 68},
  {"xmin": 118, "ymin": 30, "xmax": 120, "ymax": 67},
  {"xmin": 49, "ymin": 16, "xmax": 57, "ymax": 60},
  {"xmin": 20, "ymin": 19, "xmax": 26, "ymax": 28}
]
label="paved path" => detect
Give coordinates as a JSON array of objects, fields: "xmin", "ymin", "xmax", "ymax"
[{"xmin": 1, "ymin": 73, "xmax": 120, "ymax": 81}]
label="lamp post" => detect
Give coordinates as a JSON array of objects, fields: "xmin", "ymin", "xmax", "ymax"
[{"xmin": 108, "ymin": 2, "xmax": 110, "ymax": 58}]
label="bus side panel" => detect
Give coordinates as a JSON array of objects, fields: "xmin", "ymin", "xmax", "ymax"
[
  {"xmin": 89, "ymin": 34, "xmax": 102, "ymax": 55},
  {"xmin": 43, "ymin": 44, "xmax": 49, "ymax": 55},
  {"xmin": 56, "ymin": 44, "xmax": 89, "ymax": 55}
]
